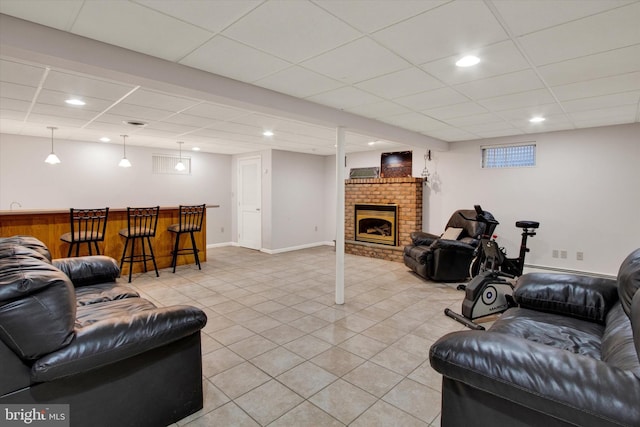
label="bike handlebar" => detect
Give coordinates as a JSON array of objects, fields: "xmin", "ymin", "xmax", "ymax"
[{"xmin": 458, "ymin": 204, "xmax": 500, "ymax": 225}]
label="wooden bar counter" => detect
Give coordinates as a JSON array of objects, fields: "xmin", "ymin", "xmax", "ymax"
[{"xmin": 0, "ymin": 206, "xmax": 217, "ymax": 274}]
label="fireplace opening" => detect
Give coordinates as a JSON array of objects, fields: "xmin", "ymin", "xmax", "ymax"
[{"xmin": 355, "ymin": 204, "xmax": 398, "ymax": 246}]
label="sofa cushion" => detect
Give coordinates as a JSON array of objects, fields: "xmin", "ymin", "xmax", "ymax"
[
  {"xmin": 75, "ymin": 284, "xmax": 140, "ymax": 306},
  {"xmin": 514, "ymin": 273, "xmax": 618, "ymax": 324},
  {"xmin": 0, "ymin": 236, "xmax": 52, "ymax": 261},
  {"xmin": 601, "ymin": 302, "xmax": 640, "ymax": 377},
  {"xmin": 490, "ymin": 307, "xmax": 604, "ymax": 359},
  {"xmin": 618, "ymin": 248, "xmax": 640, "ymax": 317},
  {"xmin": 0, "ymin": 254, "xmax": 76, "ymax": 360}
]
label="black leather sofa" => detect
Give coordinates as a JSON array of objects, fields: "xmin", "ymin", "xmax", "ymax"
[
  {"xmin": 430, "ymin": 248, "xmax": 640, "ymax": 427},
  {"xmin": 404, "ymin": 209, "xmax": 496, "ymax": 282},
  {"xmin": 0, "ymin": 236, "xmax": 208, "ymax": 427}
]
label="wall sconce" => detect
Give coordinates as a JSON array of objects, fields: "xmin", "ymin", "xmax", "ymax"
[
  {"xmin": 421, "ymin": 150, "xmax": 431, "ymax": 183},
  {"xmin": 44, "ymin": 126, "xmax": 61, "ymax": 164},
  {"xmin": 118, "ymin": 134, "xmax": 132, "ymax": 168}
]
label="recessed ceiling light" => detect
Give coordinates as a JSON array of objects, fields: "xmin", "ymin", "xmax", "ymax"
[
  {"xmin": 65, "ymin": 98, "xmax": 85, "ymax": 106},
  {"xmin": 456, "ymin": 55, "xmax": 480, "ymax": 67},
  {"xmin": 192, "ymin": 147, "xmax": 200, "ymax": 151},
  {"xmin": 368, "ymin": 141, "xmax": 376, "ymax": 146},
  {"xmin": 263, "ymin": 130, "xmax": 274, "ymax": 137},
  {"xmin": 529, "ymin": 116, "xmax": 546, "ymax": 123},
  {"xmin": 99, "ymin": 137, "xmax": 110, "ymax": 142}
]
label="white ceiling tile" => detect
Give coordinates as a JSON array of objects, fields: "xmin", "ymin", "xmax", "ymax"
[
  {"xmin": 0, "ymin": 108, "xmax": 26, "ymax": 121},
  {"xmin": 537, "ymin": 44, "xmax": 640, "ymax": 87},
  {"xmin": 180, "ymin": 36, "xmax": 291, "ymax": 83},
  {"xmin": 0, "ymin": 0, "xmax": 83, "ymax": 31},
  {"xmin": 492, "ymin": 0, "xmax": 634, "ymax": 36},
  {"xmin": 306, "ymin": 87, "xmax": 384, "ymax": 110},
  {"xmin": 372, "ymin": 0, "xmax": 507, "ymax": 64},
  {"xmin": 36, "ymin": 89, "xmax": 116, "ymax": 112},
  {"xmin": 315, "ymin": 0, "xmax": 444, "ymax": 33},
  {"xmin": 222, "ymin": 1, "xmax": 360, "ymax": 63},
  {"xmin": 478, "ymin": 89, "xmax": 557, "ymax": 111},
  {"xmin": 462, "ymin": 121, "xmax": 520, "ymax": 133},
  {"xmin": 446, "ymin": 113, "xmax": 506, "ymax": 127},
  {"xmin": 143, "ymin": 121, "xmax": 195, "ymax": 135},
  {"xmin": 254, "ymin": 66, "xmax": 344, "ymax": 98},
  {"xmin": 569, "ymin": 104, "xmax": 638, "ymax": 123},
  {"xmin": 108, "ymin": 103, "xmax": 173, "ymax": 122},
  {"xmin": 133, "ymin": 0, "xmax": 261, "ymax": 33},
  {"xmin": 511, "ymin": 113, "xmax": 574, "ymax": 132},
  {"xmin": 472, "ymin": 128, "xmax": 526, "ymax": 139},
  {"xmin": 0, "ymin": 82, "xmax": 37, "ymax": 101},
  {"xmin": 71, "ymin": 0, "xmax": 214, "ymax": 62},
  {"xmin": 27, "ymin": 113, "xmax": 89, "ymax": 127},
  {"xmin": 498, "ymin": 103, "xmax": 565, "ymax": 121},
  {"xmin": 355, "ymin": 67, "xmax": 443, "ymax": 99},
  {"xmin": 120, "ymin": 89, "xmax": 201, "ymax": 112},
  {"xmin": 301, "ymin": 37, "xmax": 410, "ymax": 84},
  {"xmin": 552, "ymin": 72, "xmax": 640, "ymax": 101},
  {"xmin": 454, "ymin": 70, "xmax": 545, "ymax": 100},
  {"xmin": 421, "ymin": 40, "xmax": 529, "ymax": 85},
  {"xmin": 31, "ymin": 103, "xmax": 101, "ymax": 121},
  {"xmin": 43, "ymin": 70, "xmax": 136, "ymax": 101},
  {"xmin": 561, "ymin": 92, "xmax": 640, "ymax": 113},
  {"xmin": 346, "ymin": 101, "xmax": 412, "ymax": 119},
  {"xmin": 164, "ymin": 113, "xmax": 221, "ymax": 128},
  {"xmin": 0, "ymin": 58, "xmax": 46, "ymax": 87},
  {"xmin": 182, "ymin": 103, "xmax": 248, "ymax": 121},
  {"xmin": 382, "ymin": 112, "xmax": 446, "ymax": 132},
  {"xmin": 423, "ymin": 102, "xmax": 488, "ymax": 120},
  {"xmin": 427, "ymin": 126, "xmax": 480, "ymax": 141},
  {"xmin": 518, "ymin": 2, "xmax": 640, "ymax": 65},
  {"xmin": 395, "ymin": 87, "xmax": 469, "ymax": 111}
]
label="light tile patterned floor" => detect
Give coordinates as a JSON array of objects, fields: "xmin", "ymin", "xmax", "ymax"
[{"xmin": 127, "ymin": 246, "xmax": 470, "ymax": 426}]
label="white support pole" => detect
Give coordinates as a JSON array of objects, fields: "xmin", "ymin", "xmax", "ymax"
[{"xmin": 335, "ymin": 126, "xmax": 345, "ymax": 305}]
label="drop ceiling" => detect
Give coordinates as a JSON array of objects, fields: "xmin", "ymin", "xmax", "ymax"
[{"xmin": 1, "ymin": 0, "xmax": 639, "ymax": 156}]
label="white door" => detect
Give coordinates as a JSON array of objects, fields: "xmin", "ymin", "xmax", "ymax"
[{"xmin": 237, "ymin": 156, "xmax": 262, "ymax": 250}]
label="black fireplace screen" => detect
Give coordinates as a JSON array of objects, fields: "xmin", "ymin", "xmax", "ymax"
[{"xmin": 354, "ymin": 204, "xmax": 398, "ymax": 246}]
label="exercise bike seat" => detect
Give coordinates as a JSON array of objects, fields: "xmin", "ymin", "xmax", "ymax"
[{"xmin": 515, "ymin": 220, "xmax": 539, "ymax": 229}]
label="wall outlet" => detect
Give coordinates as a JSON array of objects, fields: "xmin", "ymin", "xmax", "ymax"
[
  {"xmin": 552, "ymin": 249, "xmax": 559, "ymax": 258},
  {"xmin": 560, "ymin": 250, "xmax": 567, "ymax": 259},
  {"xmin": 577, "ymin": 251, "xmax": 584, "ymax": 261}
]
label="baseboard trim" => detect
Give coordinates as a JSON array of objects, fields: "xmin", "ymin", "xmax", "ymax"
[
  {"xmin": 206, "ymin": 242, "xmax": 234, "ymax": 249},
  {"xmin": 524, "ymin": 264, "xmax": 616, "ymax": 280},
  {"xmin": 261, "ymin": 241, "xmax": 334, "ymax": 254}
]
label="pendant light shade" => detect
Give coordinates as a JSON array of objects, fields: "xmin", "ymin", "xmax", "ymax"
[
  {"xmin": 119, "ymin": 134, "xmax": 132, "ymax": 168},
  {"xmin": 44, "ymin": 126, "xmax": 61, "ymax": 164},
  {"xmin": 175, "ymin": 141, "xmax": 185, "ymax": 171}
]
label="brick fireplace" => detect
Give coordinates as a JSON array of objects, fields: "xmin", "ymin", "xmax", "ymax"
[{"xmin": 345, "ymin": 177, "xmax": 423, "ymax": 262}]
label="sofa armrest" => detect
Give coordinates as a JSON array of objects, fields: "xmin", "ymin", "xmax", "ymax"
[
  {"xmin": 430, "ymin": 238, "xmax": 474, "ymax": 251},
  {"xmin": 31, "ymin": 305, "xmax": 207, "ymax": 382},
  {"xmin": 410, "ymin": 231, "xmax": 439, "ymax": 246},
  {"xmin": 514, "ymin": 273, "xmax": 618, "ymax": 324},
  {"xmin": 53, "ymin": 256, "xmax": 120, "ymax": 287},
  {"xmin": 430, "ymin": 331, "xmax": 640, "ymax": 426}
]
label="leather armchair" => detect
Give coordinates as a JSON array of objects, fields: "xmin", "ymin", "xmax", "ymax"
[
  {"xmin": 430, "ymin": 248, "xmax": 640, "ymax": 427},
  {"xmin": 403, "ymin": 209, "xmax": 495, "ymax": 282},
  {"xmin": 0, "ymin": 236, "xmax": 208, "ymax": 427}
]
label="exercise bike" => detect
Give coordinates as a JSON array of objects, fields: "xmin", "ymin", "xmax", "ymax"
[{"xmin": 444, "ymin": 205, "xmax": 539, "ymax": 330}]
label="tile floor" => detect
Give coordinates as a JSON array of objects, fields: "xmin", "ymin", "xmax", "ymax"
[{"xmin": 127, "ymin": 246, "xmax": 471, "ymax": 426}]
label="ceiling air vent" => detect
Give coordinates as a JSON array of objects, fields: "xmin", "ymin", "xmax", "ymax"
[{"xmin": 152, "ymin": 154, "xmax": 190, "ymax": 175}]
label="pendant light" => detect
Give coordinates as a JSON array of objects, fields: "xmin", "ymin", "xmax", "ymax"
[
  {"xmin": 175, "ymin": 141, "xmax": 185, "ymax": 171},
  {"xmin": 118, "ymin": 134, "xmax": 132, "ymax": 168},
  {"xmin": 44, "ymin": 126, "xmax": 61, "ymax": 164}
]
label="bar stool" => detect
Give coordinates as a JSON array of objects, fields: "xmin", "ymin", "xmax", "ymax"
[
  {"xmin": 168, "ymin": 204, "xmax": 205, "ymax": 273},
  {"xmin": 60, "ymin": 207, "xmax": 109, "ymax": 257},
  {"xmin": 119, "ymin": 206, "xmax": 159, "ymax": 283}
]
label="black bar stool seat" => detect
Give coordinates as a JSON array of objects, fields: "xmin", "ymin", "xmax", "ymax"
[
  {"xmin": 168, "ymin": 204, "xmax": 205, "ymax": 273},
  {"xmin": 119, "ymin": 206, "xmax": 159, "ymax": 283},
  {"xmin": 60, "ymin": 207, "xmax": 109, "ymax": 257}
]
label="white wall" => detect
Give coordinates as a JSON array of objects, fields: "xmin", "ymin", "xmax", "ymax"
[
  {"xmin": 0, "ymin": 133, "xmax": 233, "ymax": 244},
  {"xmin": 332, "ymin": 124, "xmax": 640, "ymax": 276},
  {"xmin": 270, "ymin": 150, "xmax": 328, "ymax": 250}
]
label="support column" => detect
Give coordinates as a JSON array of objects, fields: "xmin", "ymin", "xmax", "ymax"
[{"xmin": 335, "ymin": 126, "xmax": 345, "ymax": 305}]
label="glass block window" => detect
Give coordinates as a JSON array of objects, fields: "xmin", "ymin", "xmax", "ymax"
[{"xmin": 482, "ymin": 143, "xmax": 536, "ymax": 168}]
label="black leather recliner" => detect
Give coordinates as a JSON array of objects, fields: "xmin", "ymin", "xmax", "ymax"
[
  {"xmin": 0, "ymin": 236, "xmax": 208, "ymax": 427},
  {"xmin": 403, "ymin": 209, "xmax": 496, "ymax": 282},
  {"xmin": 430, "ymin": 248, "xmax": 640, "ymax": 427}
]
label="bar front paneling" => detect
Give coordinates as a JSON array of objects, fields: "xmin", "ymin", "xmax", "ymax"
[{"xmin": 0, "ymin": 207, "xmax": 210, "ymax": 274}]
